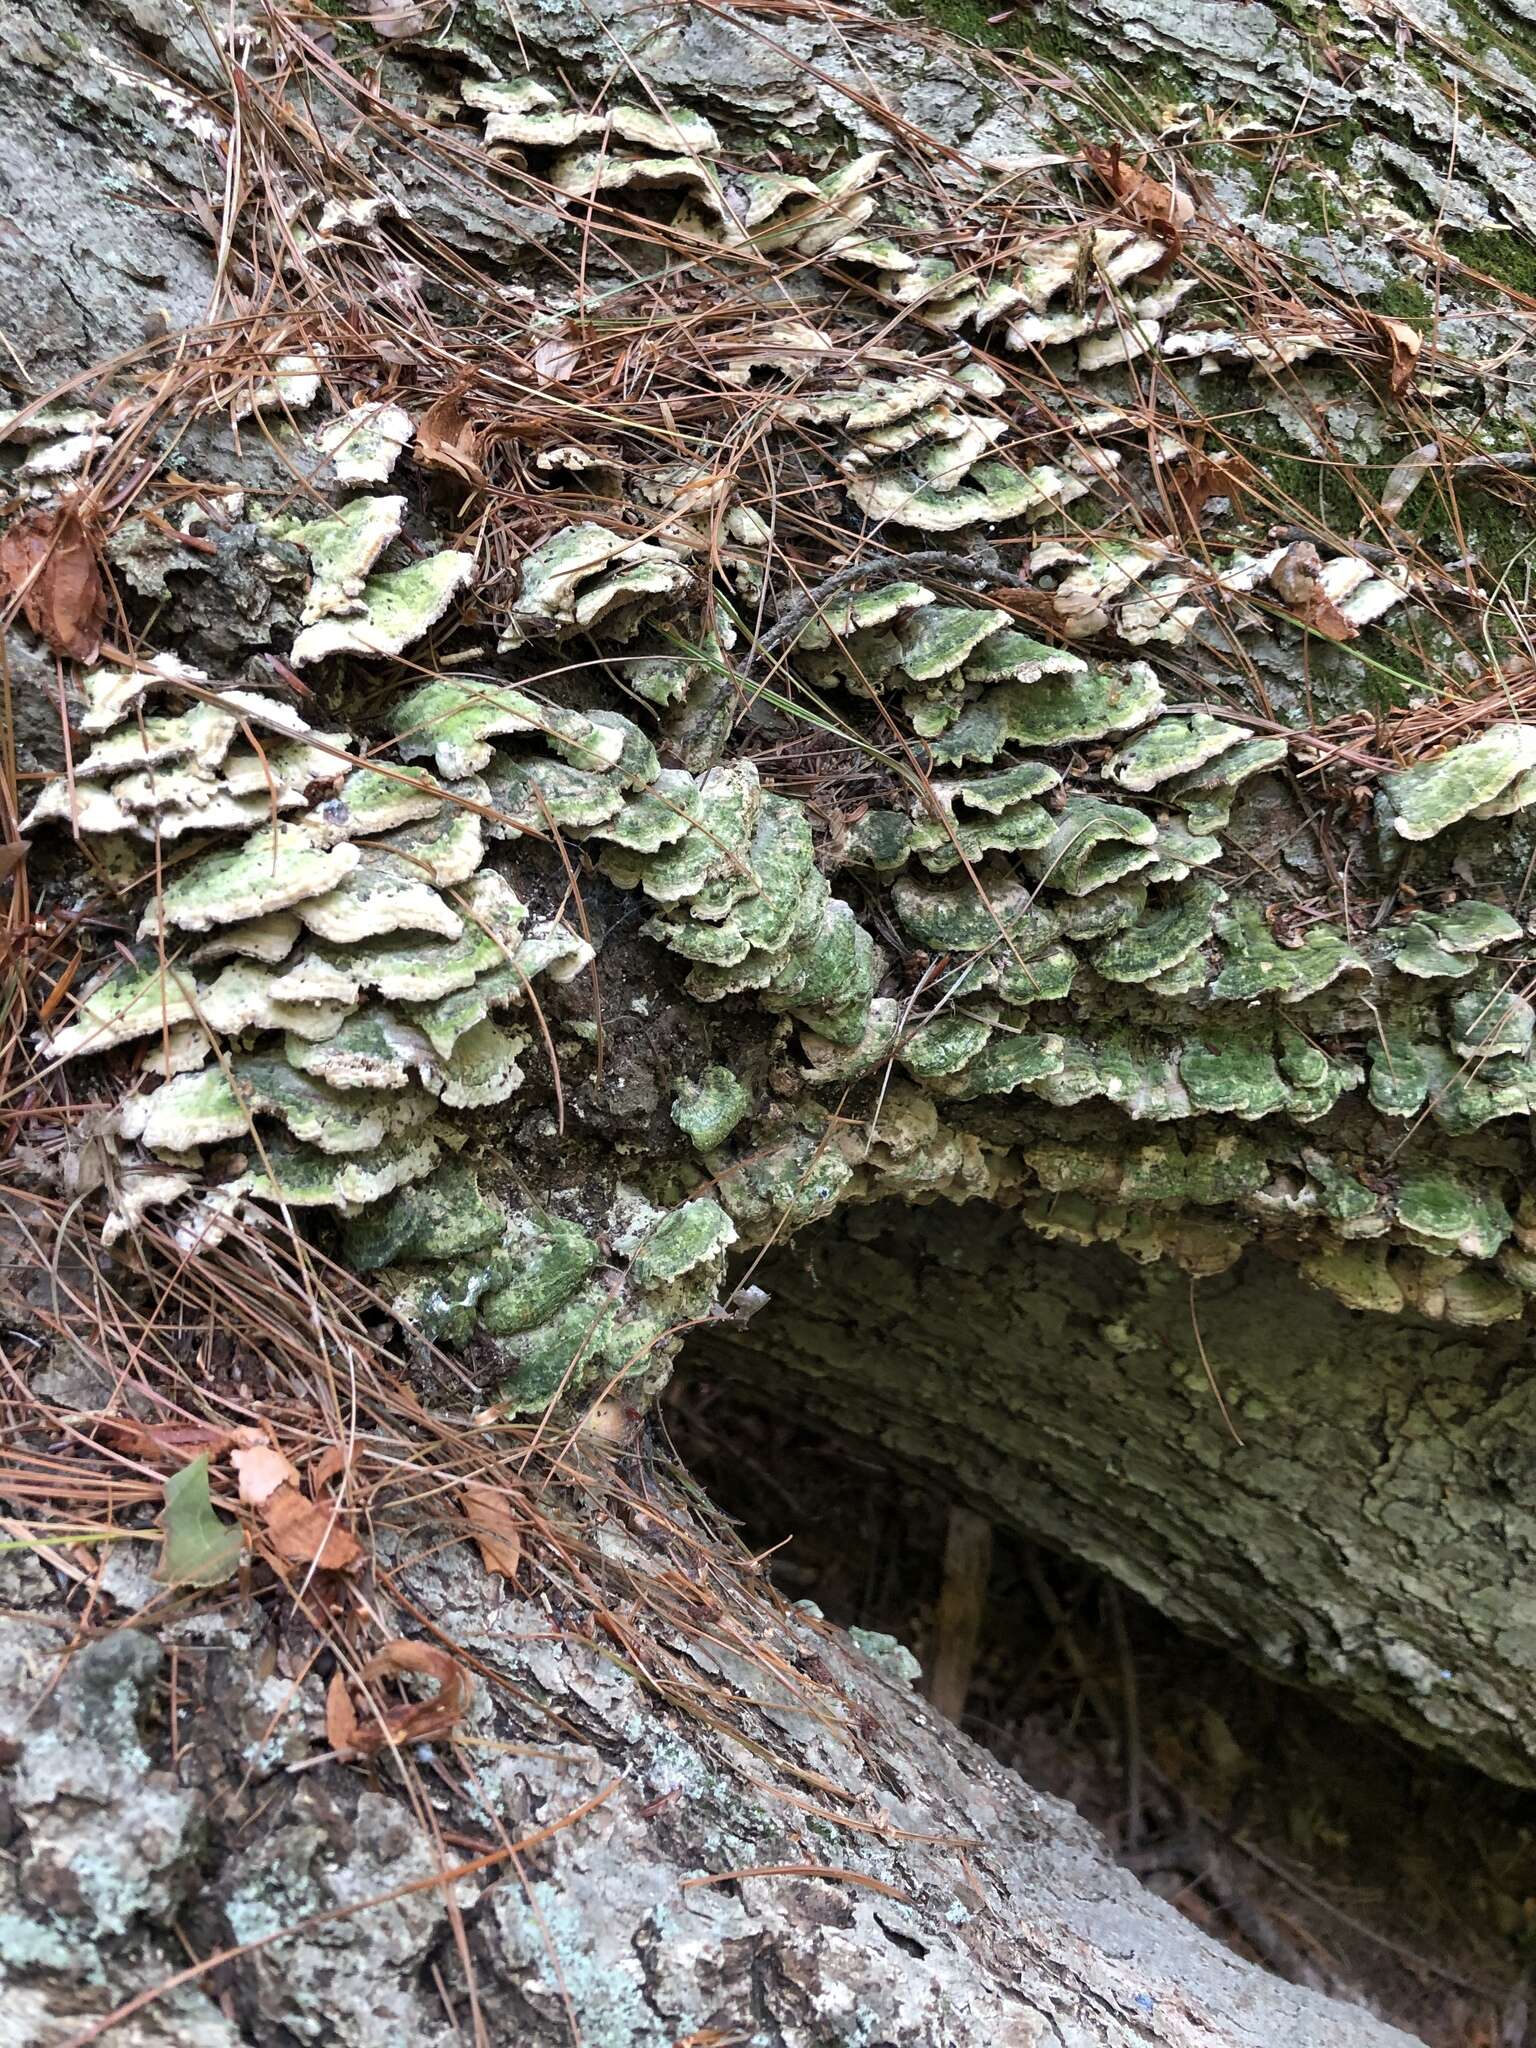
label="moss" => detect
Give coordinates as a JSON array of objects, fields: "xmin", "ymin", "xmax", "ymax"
[
  {"xmin": 1444, "ymin": 227, "xmax": 1536, "ymax": 298},
  {"xmin": 1374, "ymin": 276, "xmax": 1434, "ymax": 324}
]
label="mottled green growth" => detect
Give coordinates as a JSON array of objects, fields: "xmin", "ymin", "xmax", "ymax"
[
  {"xmin": 237, "ymin": 1127, "xmax": 441, "ymax": 1210},
  {"xmin": 290, "ymin": 550, "xmax": 474, "ymax": 666},
  {"xmin": 1395, "ymin": 1172, "xmax": 1511, "ymax": 1259},
  {"xmin": 893, "ymin": 871, "xmax": 1048, "ymax": 954},
  {"xmin": 1027, "ymin": 797, "xmax": 1158, "ymax": 895},
  {"xmin": 589, "ymin": 769, "xmax": 697, "ymax": 853},
  {"xmin": 478, "ymin": 1213, "xmax": 602, "ymax": 1336},
  {"xmin": 1091, "ymin": 879, "xmax": 1224, "ymax": 984},
  {"xmin": 673, "ymin": 1066, "xmax": 751, "ymax": 1150},
  {"xmin": 995, "ymin": 944, "xmax": 1077, "ymax": 1003},
  {"xmin": 1105, "ymin": 714, "xmax": 1248, "ymax": 792},
  {"xmin": 1211, "ymin": 905, "xmax": 1368, "ymax": 1003},
  {"xmin": 945, "ymin": 1028, "xmax": 1065, "ymax": 1100},
  {"xmin": 393, "ymin": 677, "xmax": 622, "ymax": 781},
  {"xmin": 312, "ymin": 765, "xmax": 446, "ymax": 840},
  {"xmin": 793, "ymin": 581, "xmax": 934, "ymax": 649},
  {"xmin": 911, "ymin": 795, "xmax": 1054, "ymax": 872},
  {"xmin": 1449, "ymin": 985, "xmax": 1535, "ymax": 1058},
  {"xmin": 290, "ymin": 494, "xmax": 405, "ymax": 622},
  {"xmin": 44, "ymin": 954, "xmax": 201, "ymax": 1060},
  {"xmin": 150, "ymin": 826, "xmax": 360, "ymax": 935},
  {"xmin": 845, "ymin": 459, "xmax": 1088, "ymax": 531},
  {"xmin": 345, "ymin": 1162, "xmax": 506, "ymax": 1268},
  {"xmin": 482, "ymin": 751, "xmax": 627, "ymax": 833},
  {"xmin": 896, "ymin": 605, "xmax": 1010, "ymax": 681},
  {"xmin": 963, "ymin": 629, "xmax": 1085, "ymax": 685},
  {"xmin": 1179, "ymin": 1030, "xmax": 1290, "ymax": 1119},
  {"xmin": 501, "ymin": 522, "xmax": 690, "ymax": 648},
  {"xmin": 715, "ymin": 1125, "xmax": 855, "ymax": 1232},
  {"xmin": 844, "ymin": 808, "xmax": 915, "ymax": 871},
  {"xmin": 945, "ymin": 762, "xmax": 1060, "ymax": 811},
  {"xmin": 900, "ymin": 1010, "xmax": 994, "ymax": 1079},
  {"xmin": 929, "ymin": 663, "xmax": 1165, "ymax": 762},
  {"xmin": 1381, "ymin": 725, "xmax": 1536, "ymax": 841},
  {"xmin": 1166, "ymin": 735, "xmax": 1288, "ymax": 832},
  {"xmin": 297, "ymin": 852, "xmax": 466, "ymax": 944},
  {"xmin": 629, "ymin": 1198, "xmax": 737, "ymax": 1287},
  {"xmin": 1431, "ymin": 901, "xmax": 1524, "ymax": 951}
]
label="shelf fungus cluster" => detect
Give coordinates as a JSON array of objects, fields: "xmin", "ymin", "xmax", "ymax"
[{"xmin": 22, "ymin": 53, "xmax": 1536, "ymax": 1410}]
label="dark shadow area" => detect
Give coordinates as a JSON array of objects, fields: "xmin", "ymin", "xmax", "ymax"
[{"xmin": 666, "ymin": 1362, "xmax": 1536, "ymax": 2048}]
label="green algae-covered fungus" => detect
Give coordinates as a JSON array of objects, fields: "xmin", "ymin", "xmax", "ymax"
[{"xmin": 26, "ymin": 27, "xmax": 1536, "ymax": 1387}]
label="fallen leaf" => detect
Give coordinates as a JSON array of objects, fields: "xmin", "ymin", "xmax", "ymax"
[
  {"xmin": 1269, "ymin": 540, "xmax": 1358, "ymax": 644},
  {"xmin": 0, "ymin": 506, "xmax": 107, "ymax": 662},
  {"xmin": 459, "ymin": 1482, "xmax": 523, "ymax": 1581},
  {"xmin": 1380, "ymin": 439, "xmax": 1440, "ymax": 521},
  {"xmin": 103, "ymin": 1418, "xmax": 242, "ymax": 1464},
  {"xmin": 1083, "ymin": 140, "xmax": 1194, "ymax": 250},
  {"xmin": 365, "ymin": 0, "xmax": 431, "ymax": 35},
  {"xmin": 351, "ymin": 1640, "xmax": 470, "ymax": 1753},
  {"xmin": 415, "ymin": 392, "xmax": 485, "ymax": 488},
  {"xmin": 325, "ymin": 1667, "xmax": 360, "ymax": 1753},
  {"xmin": 532, "ymin": 326, "xmax": 583, "ymax": 385},
  {"xmin": 310, "ymin": 1442, "xmax": 350, "ymax": 1489},
  {"xmin": 259, "ymin": 1483, "xmax": 363, "ymax": 1571},
  {"xmin": 156, "ymin": 1453, "xmax": 244, "ymax": 1587},
  {"xmin": 0, "ymin": 842, "xmax": 27, "ymax": 883},
  {"xmin": 231, "ymin": 1442, "xmax": 301, "ymax": 1505},
  {"xmin": 1367, "ymin": 312, "xmax": 1422, "ymax": 396}
]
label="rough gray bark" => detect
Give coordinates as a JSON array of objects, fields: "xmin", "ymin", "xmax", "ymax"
[
  {"xmin": 0, "ymin": 1501, "xmax": 1415, "ymax": 2048},
  {"xmin": 2, "ymin": 0, "xmax": 1535, "ymax": 2038},
  {"xmin": 690, "ymin": 1204, "xmax": 1536, "ymax": 1786}
]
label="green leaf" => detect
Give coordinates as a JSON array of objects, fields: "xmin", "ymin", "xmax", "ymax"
[{"xmin": 156, "ymin": 1453, "xmax": 243, "ymax": 1587}]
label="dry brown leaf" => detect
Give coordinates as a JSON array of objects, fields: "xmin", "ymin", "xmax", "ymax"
[
  {"xmin": 415, "ymin": 392, "xmax": 485, "ymax": 488},
  {"xmin": 350, "ymin": 1639, "xmax": 469, "ymax": 1753},
  {"xmin": 231, "ymin": 1442, "xmax": 301, "ymax": 1505},
  {"xmin": 1269, "ymin": 540, "xmax": 1358, "ymax": 644},
  {"xmin": 459, "ymin": 1482, "xmax": 523, "ymax": 1581},
  {"xmin": 260, "ymin": 1482, "xmax": 363, "ymax": 1571},
  {"xmin": 531, "ymin": 325, "xmax": 583, "ymax": 385},
  {"xmin": 325, "ymin": 1667, "xmax": 360, "ymax": 1754},
  {"xmin": 1083, "ymin": 141, "xmax": 1194, "ymax": 248},
  {"xmin": 0, "ymin": 506, "xmax": 107, "ymax": 662},
  {"xmin": 0, "ymin": 842, "xmax": 28, "ymax": 883},
  {"xmin": 1367, "ymin": 312, "xmax": 1422, "ymax": 396},
  {"xmin": 309, "ymin": 1442, "xmax": 349, "ymax": 1490},
  {"xmin": 100, "ymin": 1418, "xmax": 242, "ymax": 1464},
  {"xmin": 365, "ymin": 0, "xmax": 432, "ymax": 36}
]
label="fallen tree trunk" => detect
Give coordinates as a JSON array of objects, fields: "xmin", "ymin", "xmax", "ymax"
[
  {"xmin": 0, "ymin": 1465, "xmax": 1416, "ymax": 2048},
  {"xmin": 3, "ymin": 0, "xmax": 1536, "ymax": 2036},
  {"xmin": 690, "ymin": 1204, "xmax": 1536, "ymax": 1787}
]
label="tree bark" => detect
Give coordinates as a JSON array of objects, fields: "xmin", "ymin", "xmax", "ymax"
[
  {"xmin": 690, "ymin": 1204, "xmax": 1536, "ymax": 1787},
  {"xmin": 4, "ymin": 0, "xmax": 1536, "ymax": 2038},
  {"xmin": 0, "ymin": 1490, "xmax": 1416, "ymax": 2048}
]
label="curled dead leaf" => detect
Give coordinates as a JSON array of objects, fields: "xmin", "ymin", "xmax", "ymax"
[
  {"xmin": 365, "ymin": 0, "xmax": 432, "ymax": 34},
  {"xmin": 1083, "ymin": 140, "xmax": 1194, "ymax": 251},
  {"xmin": 101, "ymin": 1418, "xmax": 243, "ymax": 1464},
  {"xmin": 310, "ymin": 1442, "xmax": 350, "ymax": 1490},
  {"xmin": 325, "ymin": 1667, "xmax": 360, "ymax": 1754},
  {"xmin": 459, "ymin": 1481, "xmax": 523, "ymax": 1581},
  {"xmin": 259, "ymin": 1482, "xmax": 363, "ymax": 1571},
  {"xmin": 1366, "ymin": 312, "xmax": 1422, "ymax": 397},
  {"xmin": 531, "ymin": 325, "xmax": 583, "ymax": 385},
  {"xmin": 0, "ymin": 505, "xmax": 107, "ymax": 662},
  {"xmin": 416, "ymin": 392, "xmax": 485, "ymax": 488},
  {"xmin": 349, "ymin": 1639, "xmax": 470, "ymax": 1754},
  {"xmin": 231, "ymin": 1441, "xmax": 301, "ymax": 1505},
  {"xmin": 1269, "ymin": 540, "xmax": 1358, "ymax": 644}
]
